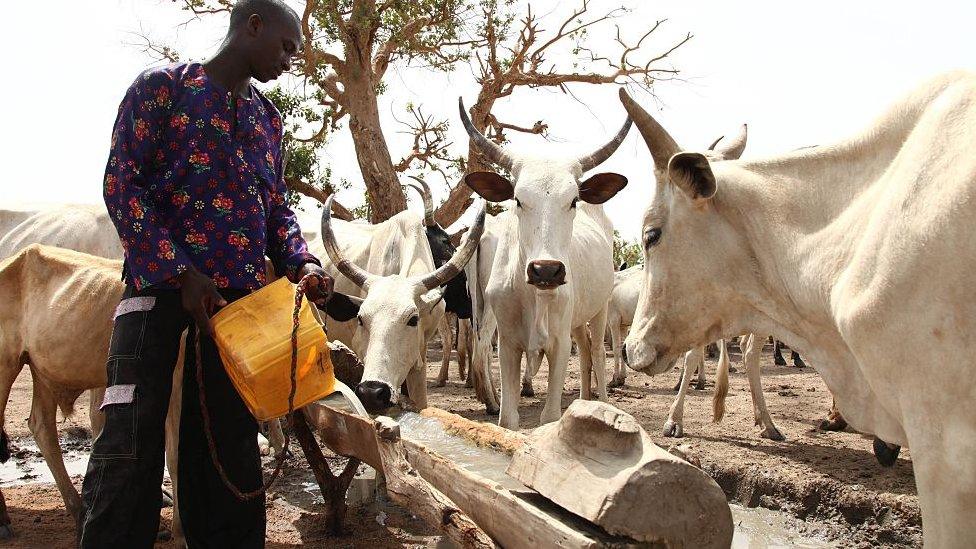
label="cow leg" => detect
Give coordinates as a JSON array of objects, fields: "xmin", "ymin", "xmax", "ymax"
[
  {"xmin": 585, "ymin": 307, "xmax": 609, "ymax": 401},
  {"xmin": 457, "ymin": 319, "xmax": 471, "ymax": 385},
  {"xmin": 404, "ymin": 364, "xmax": 428, "ymax": 411},
  {"xmin": 539, "ymin": 336, "xmax": 570, "ymax": 426},
  {"xmin": 694, "ymin": 352, "xmax": 707, "ymax": 391},
  {"xmin": 266, "ymin": 419, "xmax": 286, "ymax": 457},
  {"xmin": 773, "ymin": 340, "xmax": 787, "ymax": 366},
  {"xmin": 743, "ymin": 334, "xmax": 784, "ymax": 441},
  {"xmin": 434, "ymin": 316, "xmax": 452, "ymax": 388},
  {"xmin": 608, "ymin": 318, "xmax": 626, "ymax": 388},
  {"xmin": 819, "ymin": 398, "xmax": 849, "ymax": 431},
  {"xmin": 498, "ymin": 342, "xmax": 524, "ymax": 430},
  {"xmin": 574, "ymin": 329, "xmax": 592, "ymax": 401},
  {"xmin": 89, "ymin": 387, "xmax": 106, "ymax": 440},
  {"xmin": 522, "ymin": 351, "xmax": 541, "ymax": 397},
  {"xmin": 910, "ymin": 436, "xmax": 976, "ymax": 548},
  {"xmin": 0, "ymin": 360, "xmax": 21, "ymax": 539},
  {"xmin": 663, "ymin": 348, "xmax": 700, "ymax": 437},
  {"xmin": 28, "ymin": 378, "xmax": 82, "ymax": 526}
]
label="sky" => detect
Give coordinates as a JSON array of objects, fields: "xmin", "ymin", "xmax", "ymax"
[{"xmin": 3, "ymin": 0, "xmax": 974, "ymax": 240}]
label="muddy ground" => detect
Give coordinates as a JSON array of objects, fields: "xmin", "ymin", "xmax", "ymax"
[{"xmin": 1, "ymin": 340, "xmax": 920, "ymax": 547}]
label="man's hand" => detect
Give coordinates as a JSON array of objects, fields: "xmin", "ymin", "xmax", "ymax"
[
  {"xmin": 299, "ymin": 263, "xmax": 334, "ymax": 306},
  {"xmin": 177, "ymin": 268, "xmax": 227, "ymax": 338}
]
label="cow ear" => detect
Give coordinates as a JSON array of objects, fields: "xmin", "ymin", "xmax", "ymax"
[
  {"xmin": 579, "ymin": 173, "xmax": 628, "ymax": 204},
  {"xmin": 465, "ymin": 172, "xmax": 514, "ymax": 202},
  {"xmin": 419, "ymin": 288, "xmax": 444, "ymax": 314},
  {"xmin": 319, "ymin": 293, "xmax": 363, "ymax": 322},
  {"xmin": 618, "ymin": 261, "xmax": 629, "ymax": 271},
  {"xmin": 668, "ymin": 152, "xmax": 716, "ymax": 200}
]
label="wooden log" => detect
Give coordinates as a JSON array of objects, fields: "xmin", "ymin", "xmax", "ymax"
[
  {"xmin": 303, "ymin": 400, "xmax": 382, "ymax": 469},
  {"xmin": 374, "ymin": 417, "xmax": 496, "ymax": 549},
  {"xmin": 420, "ymin": 408, "xmax": 526, "ymax": 455},
  {"xmin": 400, "ymin": 436, "xmax": 651, "ymax": 548},
  {"xmin": 507, "ymin": 400, "xmax": 734, "ymax": 548}
]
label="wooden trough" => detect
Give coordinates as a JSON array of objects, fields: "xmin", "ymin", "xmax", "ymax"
[{"xmin": 304, "ymin": 342, "xmax": 732, "ymax": 547}]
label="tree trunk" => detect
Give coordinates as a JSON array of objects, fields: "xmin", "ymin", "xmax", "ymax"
[
  {"xmin": 434, "ymin": 90, "xmax": 499, "ymax": 227},
  {"xmin": 344, "ymin": 55, "xmax": 406, "ymax": 223}
]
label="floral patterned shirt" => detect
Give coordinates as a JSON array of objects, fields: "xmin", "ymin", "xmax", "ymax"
[{"xmin": 103, "ymin": 62, "xmax": 319, "ymax": 290}]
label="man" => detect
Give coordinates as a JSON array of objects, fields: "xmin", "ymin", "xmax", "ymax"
[{"xmin": 79, "ymin": 1, "xmax": 333, "ymax": 546}]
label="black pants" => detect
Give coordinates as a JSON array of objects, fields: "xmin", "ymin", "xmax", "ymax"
[{"xmin": 79, "ymin": 286, "xmax": 264, "ymax": 548}]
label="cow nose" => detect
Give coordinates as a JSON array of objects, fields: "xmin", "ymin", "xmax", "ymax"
[
  {"xmin": 355, "ymin": 381, "xmax": 393, "ymax": 412},
  {"xmin": 526, "ymin": 260, "xmax": 566, "ymax": 288}
]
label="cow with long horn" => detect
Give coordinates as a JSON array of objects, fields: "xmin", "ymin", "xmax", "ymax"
[
  {"xmin": 460, "ymin": 97, "xmax": 631, "ymax": 428},
  {"xmin": 318, "ymin": 195, "xmax": 486, "ymax": 412},
  {"xmin": 406, "ymin": 177, "xmax": 476, "ymax": 387}
]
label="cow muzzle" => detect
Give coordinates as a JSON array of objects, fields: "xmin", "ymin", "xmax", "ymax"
[
  {"xmin": 355, "ymin": 380, "xmax": 394, "ymax": 412},
  {"xmin": 526, "ymin": 260, "xmax": 566, "ymax": 289}
]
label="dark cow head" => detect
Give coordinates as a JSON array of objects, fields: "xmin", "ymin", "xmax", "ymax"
[{"xmin": 408, "ymin": 177, "xmax": 473, "ymax": 319}]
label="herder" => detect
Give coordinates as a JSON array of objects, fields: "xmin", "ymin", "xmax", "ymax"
[{"xmin": 79, "ymin": 1, "xmax": 333, "ymax": 546}]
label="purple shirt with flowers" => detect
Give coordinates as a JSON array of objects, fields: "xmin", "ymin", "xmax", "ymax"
[{"xmin": 103, "ymin": 62, "xmax": 319, "ymax": 290}]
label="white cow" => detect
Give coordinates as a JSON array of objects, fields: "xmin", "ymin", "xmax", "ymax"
[
  {"xmin": 316, "ymin": 196, "xmax": 485, "ymax": 413},
  {"xmin": 0, "ymin": 246, "xmax": 124, "ymax": 537},
  {"xmin": 606, "ymin": 264, "xmax": 642, "ymax": 388},
  {"xmin": 619, "ymin": 73, "xmax": 976, "ymax": 547},
  {"xmin": 0, "ymin": 205, "xmax": 123, "ymax": 260},
  {"xmin": 665, "ymin": 334, "xmax": 784, "ymax": 441},
  {"xmin": 459, "ymin": 98, "xmax": 630, "ymax": 429}
]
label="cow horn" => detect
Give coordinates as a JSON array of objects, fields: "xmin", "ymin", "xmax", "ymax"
[
  {"xmin": 707, "ymin": 135, "xmax": 724, "ymax": 151},
  {"xmin": 618, "ymin": 88, "xmax": 680, "ymax": 170},
  {"xmin": 418, "ymin": 202, "xmax": 486, "ymax": 291},
  {"xmin": 578, "ymin": 117, "xmax": 633, "ymax": 172},
  {"xmin": 714, "ymin": 123, "xmax": 748, "ymax": 160},
  {"xmin": 458, "ymin": 98, "xmax": 515, "ymax": 171},
  {"xmin": 320, "ymin": 195, "xmax": 373, "ymax": 289},
  {"xmin": 407, "ymin": 176, "xmax": 435, "ymax": 226}
]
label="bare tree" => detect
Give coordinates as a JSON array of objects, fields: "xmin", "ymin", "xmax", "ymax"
[{"xmin": 431, "ymin": 0, "xmax": 691, "ymax": 226}]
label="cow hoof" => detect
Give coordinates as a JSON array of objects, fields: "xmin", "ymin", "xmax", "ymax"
[
  {"xmin": 464, "ymin": 379, "xmax": 474, "ymax": 389},
  {"xmin": 819, "ymin": 417, "xmax": 848, "ymax": 432},
  {"xmin": 761, "ymin": 426, "xmax": 786, "ymax": 442},
  {"xmin": 521, "ymin": 385, "xmax": 535, "ymax": 397},
  {"xmin": 662, "ymin": 420, "xmax": 683, "ymax": 438},
  {"xmin": 693, "ymin": 380, "xmax": 706, "ymax": 391},
  {"xmin": 774, "ymin": 355, "xmax": 787, "ymax": 366},
  {"xmin": 257, "ymin": 434, "xmax": 272, "ymax": 456},
  {"xmin": 672, "ymin": 380, "xmax": 682, "ymax": 392},
  {"xmin": 485, "ymin": 404, "xmax": 500, "ymax": 416},
  {"xmin": 0, "ymin": 524, "xmax": 14, "ymax": 539},
  {"xmin": 608, "ymin": 376, "xmax": 625, "ymax": 388},
  {"xmin": 873, "ymin": 438, "xmax": 901, "ymax": 467},
  {"xmin": 432, "ymin": 379, "xmax": 447, "ymax": 388},
  {"xmin": 793, "ymin": 357, "xmax": 807, "ymax": 368},
  {"xmin": 156, "ymin": 528, "xmax": 172, "ymax": 542}
]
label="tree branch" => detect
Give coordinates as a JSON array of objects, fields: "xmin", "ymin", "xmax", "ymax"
[{"xmin": 286, "ymin": 177, "xmax": 354, "ymax": 221}]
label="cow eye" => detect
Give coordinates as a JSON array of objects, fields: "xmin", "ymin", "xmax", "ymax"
[
  {"xmin": 357, "ymin": 315, "xmax": 364, "ymax": 327},
  {"xmin": 514, "ymin": 198, "xmax": 522, "ymax": 208},
  {"xmin": 570, "ymin": 197, "xmax": 579, "ymax": 209},
  {"xmin": 406, "ymin": 314, "xmax": 419, "ymax": 327},
  {"xmin": 644, "ymin": 227, "xmax": 662, "ymax": 248}
]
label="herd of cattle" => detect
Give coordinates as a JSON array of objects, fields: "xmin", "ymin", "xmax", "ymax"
[{"xmin": 0, "ymin": 71, "xmax": 973, "ymax": 547}]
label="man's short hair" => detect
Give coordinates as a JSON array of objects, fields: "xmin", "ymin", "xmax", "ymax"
[{"xmin": 229, "ymin": 0, "xmax": 300, "ymax": 30}]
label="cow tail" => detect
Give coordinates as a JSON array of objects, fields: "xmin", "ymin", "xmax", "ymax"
[{"xmin": 712, "ymin": 338, "xmax": 730, "ymax": 422}]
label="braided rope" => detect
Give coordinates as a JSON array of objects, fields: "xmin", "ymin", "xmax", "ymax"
[{"xmin": 194, "ymin": 274, "xmax": 316, "ymax": 500}]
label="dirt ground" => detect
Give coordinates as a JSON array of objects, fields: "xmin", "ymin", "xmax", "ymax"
[{"xmin": 0, "ymin": 339, "xmax": 921, "ymax": 547}]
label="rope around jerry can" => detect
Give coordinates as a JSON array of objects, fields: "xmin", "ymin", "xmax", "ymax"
[{"xmin": 194, "ymin": 273, "xmax": 317, "ymax": 501}]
